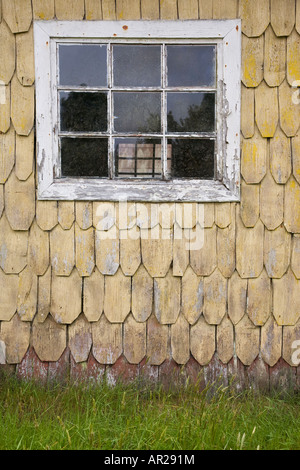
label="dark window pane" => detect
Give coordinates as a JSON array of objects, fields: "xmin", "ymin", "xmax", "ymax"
[
  {"xmin": 61, "ymin": 137, "xmax": 108, "ymax": 177},
  {"xmin": 59, "ymin": 44, "xmax": 107, "ymax": 87},
  {"xmin": 113, "ymin": 45, "xmax": 161, "ymax": 87},
  {"xmin": 167, "ymin": 93, "xmax": 215, "ymax": 133},
  {"xmin": 115, "ymin": 138, "xmax": 162, "ymax": 178},
  {"xmin": 113, "ymin": 92, "xmax": 161, "ymax": 133},
  {"xmin": 60, "ymin": 92, "xmax": 107, "ymax": 132},
  {"xmin": 167, "ymin": 45, "xmax": 216, "ymax": 87},
  {"xmin": 170, "ymin": 139, "xmax": 215, "ymax": 179}
]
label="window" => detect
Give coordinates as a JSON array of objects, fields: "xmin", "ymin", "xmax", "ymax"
[{"xmin": 34, "ymin": 20, "xmax": 241, "ymax": 202}]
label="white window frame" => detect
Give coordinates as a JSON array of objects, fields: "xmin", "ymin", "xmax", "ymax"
[{"xmin": 34, "ymin": 20, "xmax": 241, "ymax": 202}]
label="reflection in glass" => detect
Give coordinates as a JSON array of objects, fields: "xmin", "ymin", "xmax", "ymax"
[
  {"xmin": 167, "ymin": 45, "xmax": 216, "ymax": 87},
  {"xmin": 59, "ymin": 44, "xmax": 107, "ymax": 87},
  {"xmin": 61, "ymin": 137, "xmax": 108, "ymax": 177},
  {"xmin": 60, "ymin": 92, "xmax": 107, "ymax": 132},
  {"xmin": 113, "ymin": 92, "xmax": 161, "ymax": 133},
  {"xmin": 113, "ymin": 45, "xmax": 161, "ymax": 87},
  {"xmin": 167, "ymin": 93, "xmax": 215, "ymax": 133},
  {"xmin": 115, "ymin": 138, "xmax": 163, "ymax": 178},
  {"xmin": 170, "ymin": 139, "xmax": 215, "ymax": 179}
]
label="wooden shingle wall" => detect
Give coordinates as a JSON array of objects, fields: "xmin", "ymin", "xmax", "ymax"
[{"xmin": 0, "ymin": 0, "xmax": 300, "ymax": 390}]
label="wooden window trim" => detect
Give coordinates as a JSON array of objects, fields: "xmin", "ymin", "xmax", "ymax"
[{"xmin": 34, "ymin": 20, "xmax": 241, "ymax": 202}]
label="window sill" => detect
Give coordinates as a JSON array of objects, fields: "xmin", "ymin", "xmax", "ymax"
[{"xmin": 38, "ymin": 178, "xmax": 240, "ymax": 202}]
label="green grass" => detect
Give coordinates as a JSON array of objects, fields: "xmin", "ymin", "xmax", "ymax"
[{"xmin": 0, "ymin": 375, "xmax": 299, "ymax": 450}]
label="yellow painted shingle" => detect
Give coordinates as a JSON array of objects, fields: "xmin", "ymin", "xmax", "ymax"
[
  {"xmin": 36, "ymin": 201, "xmax": 58, "ymax": 231},
  {"xmin": 32, "ymin": 0, "xmax": 55, "ymax": 20},
  {"xmin": 104, "ymin": 267, "xmax": 131, "ymax": 323},
  {"xmin": 261, "ymin": 316, "xmax": 282, "ymax": 367},
  {"xmin": 16, "ymin": 25, "xmax": 34, "ymax": 86},
  {"xmin": 124, "ymin": 314, "xmax": 146, "ymax": 364},
  {"xmin": 11, "ymin": 74, "xmax": 34, "ymax": 136},
  {"xmin": 271, "ymin": 0, "xmax": 295, "ymax": 37},
  {"xmin": 190, "ymin": 316, "xmax": 215, "ymax": 365},
  {"xmin": 0, "ymin": 126, "xmax": 15, "ymax": 184},
  {"xmin": 199, "ymin": 0, "xmax": 213, "ymax": 19},
  {"xmin": 132, "ymin": 264, "xmax": 153, "ymax": 322},
  {"xmin": 203, "ymin": 268, "xmax": 227, "ymax": 325},
  {"xmin": 239, "ymin": 0, "xmax": 270, "ymax": 37},
  {"xmin": 0, "ymin": 19, "xmax": 15, "ymax": 84},
  {"xmin": 264, "ymin": 25, "xmax": 286, "ymax": 87},
  {"xmin": 181, "ymin": 265, "xmax": 203, "ymax": 325},
  {"xmin": 287, "ymin": 29, "xmax": 300, "ymax": 86},
  {"xmin": 116, "ymin": 0, "xmax": 141, "ymax": 19},
  {"xmin": 32, "ymin": 316, "xmax": 66, "ymax": 362},
  {"xmin": 92, "ymin": 314, "xmax": 122, "ymax": 364},
  {"xmin": 178, "ymin": 0, "xmax": 198, "ymax": 19},
  {"xmin": 241, "ymin": 127, "xmax": 267, "ymax": 184},
  {"xmin": 141, "ymin": 0, "xmax": 159, "ymax": 19},
  {"xmin": 58, "ymin": 201, "xmax": 75, "ymax": 230},
  {"xmin": 55, "ymin": 0, "xmax": 84, "ymax": 20},
  {"xmin": 160, "ymin": 0, "xmax": 178, "ymax": 19},
  {"xmin": 120, "ymin": 227, "xmax": 141, "ymax": 276},
  {"xmin": 270, "ymin": 127, "xmax": 292, "ymax": 184},
  {"xmin": 264, "ymin": 225, "xmax": 291, "ymax": 279},
  {"xmin": 0, "ymin": 84, "xmax": 11, "ymax": 133},
  {"xmin": 36, "ymin": 266, "xmax": 51, "ymax": 323},
  {"xmin": 17, "ymin": 267, "xmax": 37, "ymax": 321},
  {"xmin": 28, "ymin": 220, "xmax": 49, "ymax": 276},
  {"xmin": 255, "ymin": 80, "xmax": 278, "ymax": 138},
  {"xmin": 235, "ymin": 315, "xmax": 260, "ymax": 365},
  {"xmin": 0, "ymin": 214, "xmax": 28, "ymax": 274},
  {"xmin": 284, "ymin": 176, "xmax": 300, "ymax": 233},
  {"xmin": 292, "ymin": 132, "xmax": 300, "ymax": 184},
  {"xmin": 0, "ymin": 269, "xmax": 19, "ymax": 321},
  {"xmin": 171, "ymin": 314, "xmax": 190, "ymax": 364},
  {"xmin": 154, "ymin": 269, "xmax": 181, "ymax": 324},
  {"xmin": 85, "ymin": 0, "xmax": 102, "ymax": 20},
  {"xmin": 146, "ymin": 315, "xmax": 168, "ymax": 365},
  {"xmin": 50, "ymin": 224, "xmax": 75, "ymax": 276},
  {"xmin": 5, "ymin": 172, "xmax": 35, "ymax": 231},
  {"xmin": 15, "ymin": 132, "xmax": 34, "ymax": 181},
  {"xmin": 260, "ymin": 172, "xmax": 284, "ymax": 230},
  {"xmin": 279, "ymin": 80, "xmax": 300, "ymax": 137},
  {"xmin": 247, "ymin": 269, "xmax": 271, "ymax": 326},
  {"xmin": 291, "ymin": 235, "xmax": 300, "ymax": 278},
  {"xmin": 51, "ymin": 269, "xmax": 82, "ymax": 324},
  {"xmin": 240, "ymin": 180, "xmax": 260, "ymax": 227},
  {"xmin": 190, "ymin": 225, "xmax": 217, "ymax": 276},
  {"xmin": 0, "ymin": 314, "xmax": 30, "ymax": 364},
  {"xmin": 68, "ymin": 315, "xmax": 92, "ymax": 363},
  {"xmin": 241, "ymin": 85, "xmax": 255, "ymax": 138},
  {"xmin": 228, "ymin": 270, "xmax": 247, "ymax": 325},
  {"xmin": 242, "ymin": 35, "xmax": 264, "ymax": 88},
  {"xmin": 236, "ymin": 211, "xmax": 264, "ymax": 278},
  {"xmin": 75, "ymin": 224, "xmax": 95, "ymax": 277},
  {"xmin": 2, "ymin": 0, "xmax": 32, "ymax": 34},
  {"xmin": 217, "ymin": 316, "xmax": 234, "ymax": 364},
  {"xmin": 273, "ymin": 268, "xmax": 300, "ymax": 325},
  {"xmin": 83, "ymin": 267, "xmax": 104, "ymax": 322}
]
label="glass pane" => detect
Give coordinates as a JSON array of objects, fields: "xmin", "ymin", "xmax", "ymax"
[
  {"xmin": 60, "ymin": 92, "xmax": 107, "ymax": 132},
  {"xmin": 167, "ymin": 45, "xmax": 216, "ymax": 87},
  {"xmin": 115, "ymin": 138, "xmax": 162, "ymax": 178},
  {"xmin": 113, "ymin": 92, "xmax": 161, "ymax": 133},
  {"xmin": 59, "ymin": 44, "xmax": 107, "ymax": 87},
  {"xmin": 61, "ymin": 137, "xmax": 108, "ymax": 177},
  {"xmin": 113, "ymin": 45, "xmax": 161, "ymax": 87},
  {"xmin": 167, "ymin": 93, "xmax": 215, "ymax": 133},
  {"xmin": 169, "ymin": 139, "xmax": 215, "ymax": 179}
]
